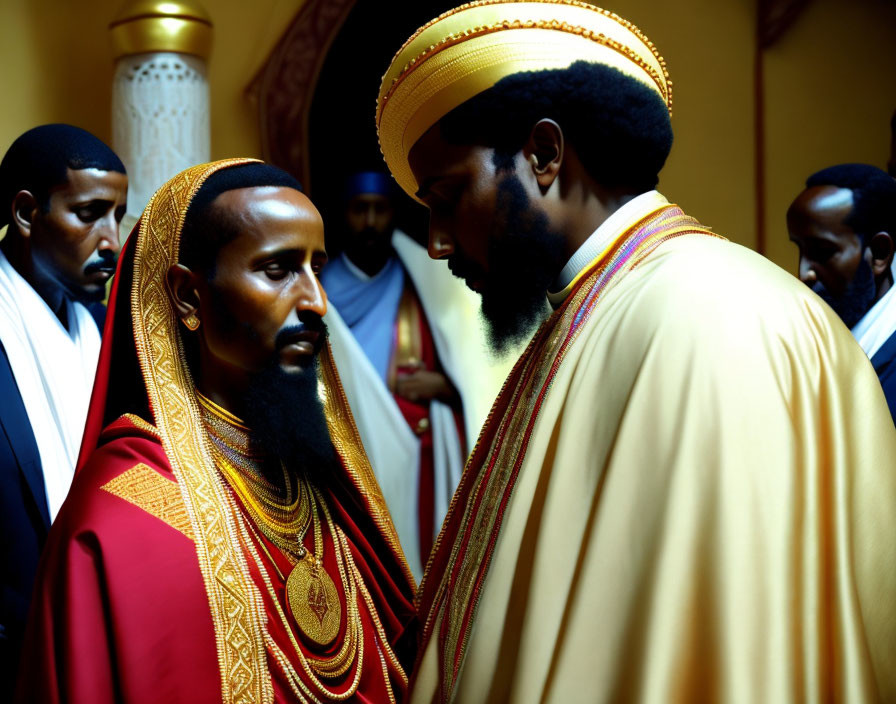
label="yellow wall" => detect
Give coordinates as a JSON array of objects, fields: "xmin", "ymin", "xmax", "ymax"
[
  {"xmin": 762, "ymin": 0, "xmax": 896, "ymax": 272},
  {"xmin": 608, "ymin": 0, "xmax": 896, "ymax": 272},
  {"xmin": 607, "ymin": 0, "xmax": 758, "ymax": 250},
  {"xmin": 1, "ymin": 0, "xmax": 893, "ymax": 273},
  {"xmin": 0, "ymin": 0, "xmax": 305, "ymax": 160}
]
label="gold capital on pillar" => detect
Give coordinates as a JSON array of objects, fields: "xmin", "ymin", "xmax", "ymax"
[{"xmin": 109, "ymin": 0, "xmax": 213, "ymax": 60}]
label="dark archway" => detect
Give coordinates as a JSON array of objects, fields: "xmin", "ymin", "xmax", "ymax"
[
  {"xmin": 308, "ymin": 0, "xmax": 457, "ymax": 253},
  {"xmin": 248, "ymin": 0, "xmax": 456, "ymax": 255}
]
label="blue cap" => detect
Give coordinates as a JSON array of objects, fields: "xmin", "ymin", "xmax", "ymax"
[{"xmin": 345, "ymin": 171, "xmax": 394, "ymax": 199}]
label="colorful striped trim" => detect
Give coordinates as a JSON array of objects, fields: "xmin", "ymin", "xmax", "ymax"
[{"xmin": 413, "ymin": 205, "xmax": 720, "ymax": 702}]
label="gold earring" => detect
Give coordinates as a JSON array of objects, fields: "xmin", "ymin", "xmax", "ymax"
[{"xmin": 183, "ymin": 313, "xmax": 200, "ymax": 331}]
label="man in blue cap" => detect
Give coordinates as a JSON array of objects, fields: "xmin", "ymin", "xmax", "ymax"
[{"xmin": 321, "ymin": 170, "xmax": 506, "ymax": 579}]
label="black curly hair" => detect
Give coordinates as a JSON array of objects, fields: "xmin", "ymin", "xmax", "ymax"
[{"xmin": 438, "ymin": 60, "xmax": 673, "ymax": 192}]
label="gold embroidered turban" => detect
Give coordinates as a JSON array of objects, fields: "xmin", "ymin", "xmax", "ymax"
[{"xmin": 376, "ymin": 0, "xmax": 671, "ymax": 202}]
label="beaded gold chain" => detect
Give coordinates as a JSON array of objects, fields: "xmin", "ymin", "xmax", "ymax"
[
  {"xmin": 197, "ymin": 391, "xmax": 311, "ymax": 556},
  {"xmin": 232, "ymin": 488, "xmax": 384, "ymax": 702},
  {"xmin": 197, "ymin": 390, "xmax": 404, "ymax": 701}
]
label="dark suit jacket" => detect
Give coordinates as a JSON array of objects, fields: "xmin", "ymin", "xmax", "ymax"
[
  {"xmin": 870, "ymin": 328, "xmax": 896, "ymax": 425},
  {"xmin": 0, "ymin": 340, "xmax": 51, "ymax": 698}
]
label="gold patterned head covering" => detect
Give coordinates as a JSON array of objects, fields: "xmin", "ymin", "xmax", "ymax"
[
  {"xmin": 128, "ymin": 158, "xmax": 275, "ymax": 703},
  {"xmin": 98, "ymin": 158, "xmax": 414, "ymax": 703},
  {"xmin": 376, "ymin": 0, "xmax": 671, "ymax": 201}
]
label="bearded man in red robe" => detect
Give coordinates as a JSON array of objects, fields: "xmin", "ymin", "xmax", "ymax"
[{"xmin": 17, "ymin": 159, "xmax": 416, "ymax": 703}]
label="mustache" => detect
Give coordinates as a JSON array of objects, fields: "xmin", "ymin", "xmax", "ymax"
[
  {"xmin": 83, "ymin": 251, "xmax": 118, "ymax": 275},
  {"xmin": 275, "ymin": 318, "xmax": 328, "ymax": 351},
  {"xmin": 447, "ymin": 254, "xmax": 484, "ymax": 283}
]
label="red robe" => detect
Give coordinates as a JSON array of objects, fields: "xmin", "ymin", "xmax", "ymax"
[
  {"xmin": 391, "ymin": 284, "xmax": 465, "ymax": 563},
  {"xmin": 16, "ymin": 161, "xmax": 417, "ymax": 703},
  {"xmin": 17, "ymin": 414, "xmax": 415, "ymax": 703}
]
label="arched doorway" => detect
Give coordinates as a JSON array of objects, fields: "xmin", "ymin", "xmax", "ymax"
[{"xmin": 248, "ymin": 0, "xmax": 457, "ymax": 252}]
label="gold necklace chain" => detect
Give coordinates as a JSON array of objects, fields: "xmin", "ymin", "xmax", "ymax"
[
  {"xmin": 241, "ymin": 492, "xmax": 359, "ymax": 678},
  {"xmin": 197, "ymin": 391, "xmax": 311, "ymax": 554},
  {"xmin": 218, "ymin": 454, "xmax": 311, "ymax": 555},
  {"xmin": 197, "ymin": 391, "xmax": 403, "ymax": 700},
  {"xmin": 197, "ymin": 390, "xmax": 262, "ymax": 457},
  {"xmin": 197, "ymin": 390, "xmax": 292, "ymax": 505},
  {"xmin": 230, "ymin": 488, "xmax": 371, "ymax": 701}
]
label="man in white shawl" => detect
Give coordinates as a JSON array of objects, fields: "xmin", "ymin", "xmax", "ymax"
[
  {"xmin": 321, "ymin": 171, "xmax": 510, "ymax": 579},
  {"xmin": 787, "ymin": 163, "xmax": 896, "ymax": 423},
  {"xmin": 0, "ymin": 124, "xmax": 127, "ymax": 696}
]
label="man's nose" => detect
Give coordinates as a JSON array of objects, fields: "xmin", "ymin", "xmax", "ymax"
[
  {"xmin": 98, "ymin": 212, "xmax": 122, "ymax": 256},
  {"xmin": 296, "ymin": 270, "xmax": 327, "ymax": 317},
  {"xmin": 799, "ymin": 258, "xmax": 816, "ymax": 285},
  {"xmin": 365, "ymin": 205, "xmax": 378, "ymax": 228},
  {"xmin": 427, "ymin": 224, "xmax": 454, "ymax": 260}
]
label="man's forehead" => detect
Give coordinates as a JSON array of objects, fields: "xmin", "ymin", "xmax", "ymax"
[
  {"xmin": 805, "ymin": 185, "xmax": 854, "ymax": 213},
  {"xmin": 212, "ymin": 185, "xmax": 318, "ymax": 221},
  {"xmin": 789, "ymin": 186, "xmax": 856, "ymax": 239},
  {"xmin": 408, "ymin": 124, "xmax": 455, "ymax": 174},
  {"xmin": 54, "ymin": 167, "xmax": 128, "ymax": 196},
  {"xmin": 409, "ymin": 126, "xmax": 492, "ymax": 198},
  {"xmin": 209, "ymin": 186, "xmax": 325, "ymax": 254},
  {"xmin": 349, "ymin": 193, "xmax": 392, "ymax": 205}
]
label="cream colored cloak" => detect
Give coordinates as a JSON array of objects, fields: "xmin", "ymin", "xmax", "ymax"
[{"xmin": 411, "ymin": 215, "xmax": 896, "ymax": 703}]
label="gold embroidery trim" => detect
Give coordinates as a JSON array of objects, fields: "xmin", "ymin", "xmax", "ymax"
[
  {"xmin": 131, "ymin": 159, "xmax": 273, "ymax": 704},
  {"xmin": 101, "ymin": 463, "xmax": 194, "ymax": 541},
  {"xmin": 319, "ymin": 342, "xmax": 417, "ymax": 592},
  {"xmin": 120, "ymin": 413, "xmax": 162, "ymax": 438}
]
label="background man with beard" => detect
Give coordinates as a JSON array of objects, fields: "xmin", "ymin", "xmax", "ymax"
[
  {"xmin": 787, "ymin": 163, "xmax": 896, "ymax": 422},
  {"xmin": 0, "ymin": 123, "xmax": 126, "ymax": 697},
  {"xmin": 376, "ymin": 2, "xmax": 896, "ymax": 702},
  {"xmin": 322, "ymin": 170, "xmax": 507, "ymax": 579},
  {"xmin": 17, "ymin": 160, "xmax": 415, "ymax": 703}
]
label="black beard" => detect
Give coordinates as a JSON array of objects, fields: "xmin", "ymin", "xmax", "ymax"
[
  {"xmin": 811, "ymin": 258, "xmax": 876, "ymax": 328},
  {"xmin": 240, "ymin": 352, "xmax": 341, "ymax": 484},
  {"xmin": 450, "ymin": 173, "xmax": 562, "ymax": 355}
]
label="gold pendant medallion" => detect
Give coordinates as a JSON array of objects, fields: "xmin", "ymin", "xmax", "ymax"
[{"xmin": 286, "ymin": 554, "xmax": 341, "ymax": 646}]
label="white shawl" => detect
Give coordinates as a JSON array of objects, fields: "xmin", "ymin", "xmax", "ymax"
[
  {"xmin": 0, "ymin": 250, "xmax": 101, "ymax": 520},
  {"xmin": 325, "ymin": 231, "xmax": 514, "ymax": 579}
]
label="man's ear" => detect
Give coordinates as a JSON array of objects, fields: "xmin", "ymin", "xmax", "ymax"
[
  {"xmin": 11, "ymin": 190, "xmax": 39, "ymax": 238},
  {"xmin": 522, "ymin": 119, "xmax": 564, "ymax": 192},
  {"xmin": 868, "ymin": 232, "xmax": 894, "ymax": 277},
  {"xmin": 167, "ymin": 263, "xmax": 202, "ymax": 323}
]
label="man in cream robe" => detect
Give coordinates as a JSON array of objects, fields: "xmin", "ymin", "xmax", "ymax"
[
  {"xmin": 375, "ymin": 2, "xmax": 896, "ymax": 702},
  {"xmin": 322, "ymin": 172, "xmax": 509, "ymax": 579}
]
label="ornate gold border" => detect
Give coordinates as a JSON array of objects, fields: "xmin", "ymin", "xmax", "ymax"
[
  {"xmin": 131, "ymin": 158, "xmax": 274, "ymax": 704},
  {"xmin": 319, "ymin": 342, "xmax": 417, "ymax": 591},
  {"xmin": 101, "ymin": 463, "xmax": 195, "ymax": 541}
]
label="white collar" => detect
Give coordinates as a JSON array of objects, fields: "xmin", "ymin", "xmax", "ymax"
[
  {"xmin": 851, "ymin": 265, "xmax": 896, "ymax": 359},
  {"xmin": 547, "ymin": 191, "xmax": 669, "ymax": 307}
]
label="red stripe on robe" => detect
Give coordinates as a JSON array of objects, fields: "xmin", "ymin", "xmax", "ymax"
[{"xmin": 392, "ymin": 286, "xmax": 465, "ymax": 565}]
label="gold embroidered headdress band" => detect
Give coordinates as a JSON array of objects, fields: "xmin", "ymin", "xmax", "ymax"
[{"xmin": 376, "ymin": 0, "xmax": 672, "ymax": 202}]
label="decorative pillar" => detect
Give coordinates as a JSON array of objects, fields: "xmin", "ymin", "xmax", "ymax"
[{"xmin": 110, "ymin": 1, "xmax": 213, "ymax": 225}]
